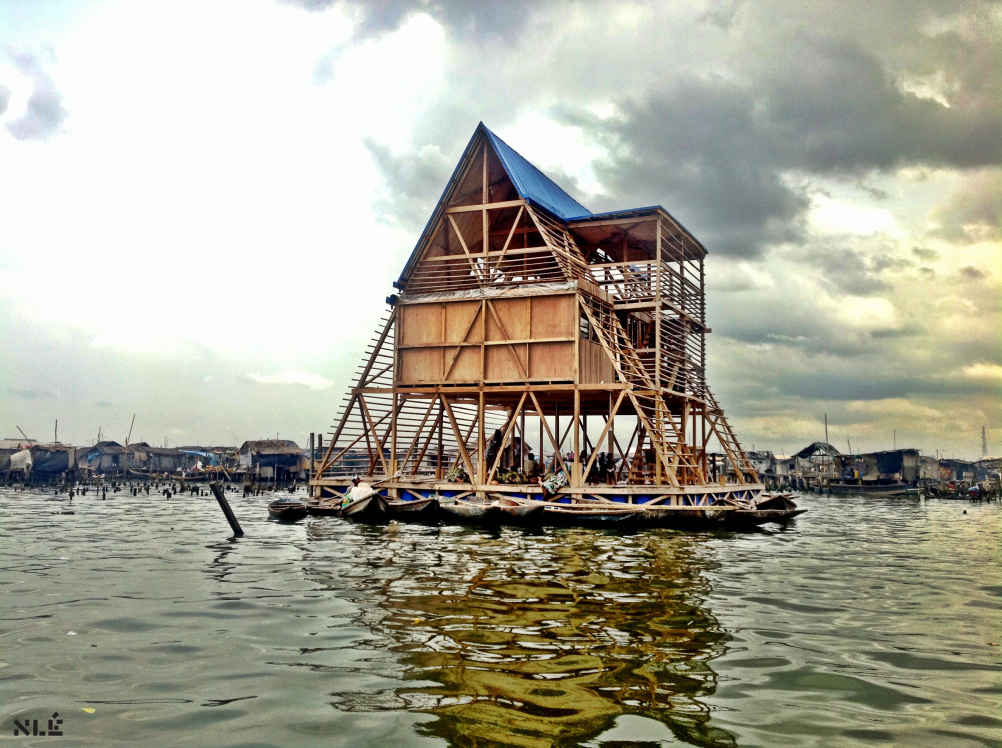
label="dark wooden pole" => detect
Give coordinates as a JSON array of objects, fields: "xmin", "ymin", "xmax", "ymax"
[{"xmin": 210, "ymin": 482, "xmax": 244, "ymax": 536}]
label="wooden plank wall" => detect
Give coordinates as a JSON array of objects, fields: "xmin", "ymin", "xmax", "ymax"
[{"xmin": 397, "ymin": 294, "xmax": 579, "ymax": 384}]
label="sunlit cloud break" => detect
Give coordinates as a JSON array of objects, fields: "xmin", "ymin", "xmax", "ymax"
[
  {"xmin": 963, "ymin": 363, "xmax": 1002, "ymax": 380},
  {"xmin": 247, "ymin": 369, "xmax": 334, "ymax": 391}
]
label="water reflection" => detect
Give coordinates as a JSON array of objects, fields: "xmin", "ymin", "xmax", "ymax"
[{"xmin": 304, "ymin": 522, "xmax": 737, "ymax": 747}]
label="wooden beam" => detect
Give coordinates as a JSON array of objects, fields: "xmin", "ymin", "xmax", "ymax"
[
  {"xmin": 442, "ymin": 304, "xmax": 482, "ymax": 380},
  {"xmin": 447, "ymin": 213, "xmax": 483, "ymax": 283},
  {"xmin": 486, "ymin": 392, "xmax": 527, "ymax": 484},
  {"xmin": 581, "ymin": 390, "xmax": 625, "ymax": 482},
  {"xmin": 497, "ymin": 204, "xmax": 524, "ymax": 263},
  {"xmin": 441, "ymin": 397, "xmax": 475, "ymax": 480},
  {"xmin": 319, "ymin": 309, "xmax": 396, "ymax": 473},
  {"xmin": 400, "ymin": 395, "xmax": 439, "ymax": 471},
  {"xmin": 528, "ymin": 391, "xmax": 569, "ymax": 479},
  {"xmin": 445, "ymin": 199, "xmax": 524, "ymax": 214},
  {"xmin": 485, "ymin": 299, "xmax": 529, "ymax": 380},
  {"xmin": 358, "ymin": 394, "xmax": 389, "ymax": 474}
]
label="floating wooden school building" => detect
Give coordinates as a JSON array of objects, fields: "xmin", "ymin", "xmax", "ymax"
[{"xmin": 313, "ymin": 124, "xmax": 761, "ymax": 506}]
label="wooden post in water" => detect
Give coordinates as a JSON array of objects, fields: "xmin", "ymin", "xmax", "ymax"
[{"xmin": 210, "ymin": 482, "xmax": 244, "ymax": 536}]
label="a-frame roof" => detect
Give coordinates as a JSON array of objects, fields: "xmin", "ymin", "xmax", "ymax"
[
  {"xmin": 397, "ymin": 123, "xmax": 706, "ymax": 286},
  {"xmin": 398, "ymin": 123, "xmax": 592, "ymax": 285},
  {"xmin": 482, "ymin": 127, "xmax": 591, "ymax": 221}
]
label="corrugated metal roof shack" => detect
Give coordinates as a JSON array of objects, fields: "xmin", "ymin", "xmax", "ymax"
[
  {"xmin": 239, "ymin": 440, "xmax": 303, "ymax": 481},
  {"xmin": 30, "ymin": 444, "xmax": 77, "ymax": 475},
  {"xmin": 835, "ymin": 449, "xmax": 920, "ymax": 483},
  {"xmin": 77, "ymin": 441, "xmax": 126, "ymax": 473},
  {"xmin": 128, "ymin": 443, "xmax": 184, "ymax": 473},
  {"xmin": 1, "ymin": 443, "xmax": 77, "ymax": 480}
]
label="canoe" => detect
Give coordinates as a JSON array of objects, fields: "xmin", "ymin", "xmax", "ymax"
[
  {"xmin": 725, "ymin": 494, "xmax": 806, "ymax": 527},
  {"xmin": 542, "ymin": 503, "xmax": 645, "ymax": 527},
  {"xmin": 827, "ymin": 481, "xmax": 910, "ymax": 496},
  {"xmin": 268, "ymin": 499, "xmax": 308, "ymax": 521},
  {"xmin": 439, "ymin": 498, "xmax": 502, "ymax": 524},
  {"xmin": 340, "ymin": 492, "xmax": 390, "ymax": 523},
  {"xmin": 641, "ymin": 506, "xmax": 729, "ymax": 528},
  {"xmin": 492, "ymin": 496, "xmax": 545, "ymax": 523},
  {"xmin": 726, "ymin": 508, "xmax": 807, "ymax": 527},
  {"xmin": 304, "ymin": 500, "xmax": 342, "ymax": 517},
  {"xmin": 384, "ymin": 496, "xmax": 439, "ymax": 522}
]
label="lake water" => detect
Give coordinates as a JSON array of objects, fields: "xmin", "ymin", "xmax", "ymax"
[{"xmin": 2, "ymin": 487, "xmax": 1000, "ymax": 747}]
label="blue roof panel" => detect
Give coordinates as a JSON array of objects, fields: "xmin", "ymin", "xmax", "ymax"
[{"xmin": 482, "ymin": 126, "xmax": 592, "ymax": 221}]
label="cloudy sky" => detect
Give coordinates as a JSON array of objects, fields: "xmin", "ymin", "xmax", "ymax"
[{"xmin": 1, "ymin": 0, "xmax": 999, "ymax": 458}]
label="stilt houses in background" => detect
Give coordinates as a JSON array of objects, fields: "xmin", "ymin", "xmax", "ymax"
[
  {"xmin": 239, "ymin": 440, "xmax": 305, "ymax": 482},
  {"xmin": 127, "ymin": 443, "xmax": 184, "ymax": 474},
  {"xmin": 78, "ymin": 441, "xmax": 126, "ymax": 473},
  {"xmin": 0, "ymin": 442, "xmax": 77, "ymax": 479},
  {"xmin": 314, "ymin": 123, "xmax": 761, "ymax": 507},
  {"xmin": 834, "ymin": 449, "xmax": 920, "ymax": 484}
]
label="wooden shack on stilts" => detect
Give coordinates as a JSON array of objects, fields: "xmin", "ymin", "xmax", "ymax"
[{"xmin": 312, "ymin": 123, "xmax": 762, "ymax": 511}]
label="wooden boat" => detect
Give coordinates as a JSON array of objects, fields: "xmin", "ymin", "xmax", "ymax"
[
  {"xmin": 641, "ymin": 505, "xmax": 729, "ymax": 528},
  {"xmin": 439, "ymin": 497, "xmax": 502, "ymax": 524},
  {"xmin": 827, "ymin": 481, "xmax": 910, "ymax": 496},
  {"xmin": 340, "ymin": 492, "xmax": 390, "ymax": 523},
  {"xmin": 384, "ymin": 496, "xmax": 439, "ymax": 521},
  {"xmin": 268, "ymin": 499, "xmax": 308, "ymax": 521},
  {"xmin": 541, "ymin": 502, "xmax": 646, "ymax": 527},
  {"xmin": 725, "ymin": 494, "xmax": 806, "ymax": 527},
  {"xmin": 492, "ymin": 496, "xmax": 545, "ymax": 523},
  {"xmin": 304, "ymin": 499, "xmax": 342, "ymax": 517}
]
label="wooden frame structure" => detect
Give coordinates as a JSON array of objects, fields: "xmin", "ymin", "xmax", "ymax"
[{"xmin": 313, "ymin": 124, "xmax": 762, "ymax": 506}]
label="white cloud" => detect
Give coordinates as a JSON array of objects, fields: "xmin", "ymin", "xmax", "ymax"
[
  {"xmin": 963, "ymin": 363, "xmax": 1002, "ymax": 380},
  {"xmin": 836, "ymin": 296, "xmax": 899, "ymax": 330},
  {"xmin": 808, "ymin": 194, "xmax": 900, "ymax": 236},
  {"xmin": 247, "ymin": 369, "xmax": 334, "ymax": 390},
  {"xmin": 504, "ymin": 111, "xmax": 607, "ymax": 196}
]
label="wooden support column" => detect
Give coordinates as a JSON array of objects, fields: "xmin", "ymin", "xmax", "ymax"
[
  {"xmin": 477, "ymin": 389, "xmax": 486, "ymax": 486},
  {"xmin": 520, "ymin": 402, "xmax": 527, "ymax": 469},
  {"xmin": 390, "ymin": 391, "xmax": 399, "ymax": 474},
  {"xmin": 654, "ymin": 218, "xmax": 663, "ymax": 487},
  {"xmin": 655, "ymin": 218, "xmax": 662, "ymax": 392},
  {"xmin": 572, "ymin": 388, "xmax": 581, "ymax": 486},
  {"xmin": 553, "ymin": 404, "xmax": 560, "ymax": 473},
  {"xmin": 437, "ymin": 399, "xmax": 444, "ymax": 479},
  {"xmin": 482, "ymin": 142, "xmax": 489, "ymax": 258},
  {"xmin": 608, "ymin": 391, "xmax": 615, "ymax": 484},
  {"xmin": 538, "ymin": 410, "xmax": 544, "ymax": 467}
]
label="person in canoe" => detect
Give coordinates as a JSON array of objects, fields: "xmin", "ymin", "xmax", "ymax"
[{"xmin": 342, "ymin": 476, "xmax": 373, "ymax": 508}]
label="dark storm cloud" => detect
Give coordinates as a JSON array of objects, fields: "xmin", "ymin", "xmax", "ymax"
[
  {"xmin": 572, "ymin": 82, "xmax": 811, "ymax": 258},
  {"xmin": 364, "ymin": 137, "xmax": 453, "ymax": 228},
  {"xmin": 566, "ymin": 9, "xmax": 1002, "ymax": 257},
  {"xmin": 4, "ymin": 52, "xmax": 68, "ymax": 142},
  {"xmin": 960, "ymin": 266, "xmax": 988, "ymax": 280},
  {"xmin": 803, "ymin": 238, "xmax": 912, "ymax": 296}
]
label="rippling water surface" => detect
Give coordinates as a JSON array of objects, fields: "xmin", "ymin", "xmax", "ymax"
[{"xmin": 2, "ymin": 487, "xmax": 1000, "ymax": 747}]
